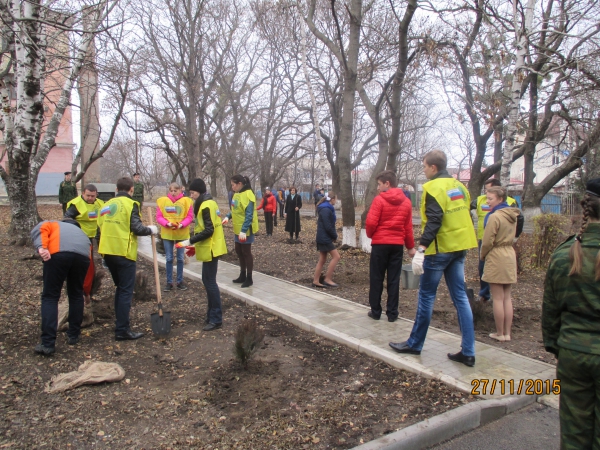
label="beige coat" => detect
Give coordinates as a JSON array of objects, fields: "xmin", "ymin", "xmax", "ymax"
[{"xmin": 480, "ymin": 207, "xmax": 519, "ymax": 284}]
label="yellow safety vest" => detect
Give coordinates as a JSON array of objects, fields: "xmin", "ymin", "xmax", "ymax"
[
  {"xmin": 476, "ymin": 194, "xmax": 517, "ymax": 240},
  {"xmin": 67, "ymin": 196, "xmax": 104, "ymax": 238},
  {"xmin": 98, "ymin": 196, "xmax": 139, "ymax": 261},
  {"xmin": 156, "ymin": 196, "xmax": 193, "ymax": 241},
  {"xmin": 420, "ymin": 177, "xmax": 477, "ymax": 255},
  {"xmin": 232, "ymin": 190, "xmax": 259, "ymax": 236},
  {"xmin": 194, "ymin": 199, "xmax": 227, "ymax": 262}
]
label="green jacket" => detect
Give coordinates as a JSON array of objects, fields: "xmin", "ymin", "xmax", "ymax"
[
  {"xmin": 132, "ymin": 182, "xmax": 144, "ymax": 203},
  {"xmin": 542, "ymin": 223, "xmax": 600, "ymax": 356},
  {"xmin": 58, "ymin": 181, "xmax": 78, "ymax": 205}
]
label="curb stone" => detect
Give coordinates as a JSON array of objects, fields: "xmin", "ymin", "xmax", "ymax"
[{"xmin": 351, "ymin": 394, "xmax": 537, "ymax": 450}]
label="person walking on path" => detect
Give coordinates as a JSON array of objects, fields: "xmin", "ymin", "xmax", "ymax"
[
  {"xmin": 59, "ymin": 171, "xmax": 78, "ymax": 215},
  {"xmin": 30, "ymin": 219, "xmax": 93, "ymax": 355},
  {"xmin": 98, "ymin": 177, "xmax": 158, "ymax": 341},
  {"xmin": 389, "ymin": 150, "xmax": 478, "ymax": 367},
  {"xmin": 222, "ymin": 175, "xmax": 259, "ymax": 288},
  {"xmin": 312, "ymin": 193, "xmax": 341, "ymax": 288},
  {"xmin": 471, "ymin": 178, "xmax": 523, "ymax": 302},
  {"xmin": 257, "ymin": 187, "xmax": 277, "ymax": 236},
  {"xmin": 176, "ymin": 179, "xmax": 227, "ymax": 331},
  {"xmin": 480, "ymin": 186, "xmax": 520, "ymax": 342},
  {"xmin": 366, "ymin": 171, "xmax": 416, "ymax": 322},
  {"xmin": 156, "ymin": 182, "xmax": 194, "ymax": 291},
  {"xmin": 284, "ymin": 186, "xmax": 302, "ymax": 241},
  {"xmin": 542, "ymin": 177, "xmax": 600, "ymax": 450},
  {"xmin": 132, "ymin": 173, "xmax": 144, "ymax": 206}
]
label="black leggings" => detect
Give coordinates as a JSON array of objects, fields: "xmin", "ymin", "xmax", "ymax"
[{"xmin": 234, "ymin": 242, "xmax": 253, "ymax": 275}]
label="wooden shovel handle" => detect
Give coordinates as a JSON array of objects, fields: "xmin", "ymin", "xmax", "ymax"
[{"xmin": 147, "ymin": 207, "xmax": 163, "ymax": 315}]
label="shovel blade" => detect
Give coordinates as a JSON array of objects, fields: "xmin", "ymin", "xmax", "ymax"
[
  {"xmin": 150, "ymin": 311, "xmax": 171, "ymax": 337},
  {"xmin": 464, "ymin": 282, "xmax": 475, "ymax": 303}
]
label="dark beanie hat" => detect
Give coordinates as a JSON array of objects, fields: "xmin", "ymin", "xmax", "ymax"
[
  {"xmin": 586, "ymin": 178, "xmax": 600, "ymax": 197},
  {"xmin": 188, "ymin": 178, "xmax": 207, "ymax": 194},
  {"xmin": 62, "ymin": 218, "xmax": 81, "ymax": 229}
]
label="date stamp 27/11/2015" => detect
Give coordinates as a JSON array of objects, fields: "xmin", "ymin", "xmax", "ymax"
[{"xmin": 471, "ymin": 379, "xmax": 560, "ymax": 396}]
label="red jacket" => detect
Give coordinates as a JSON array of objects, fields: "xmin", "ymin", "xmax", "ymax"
[
  {"xmin": 257, "ymin": 193, "xmax": 277, "ymax": 213},
  {"xmin": 365, "ymin": 188, "xmax": 415, "ymax": 247}
]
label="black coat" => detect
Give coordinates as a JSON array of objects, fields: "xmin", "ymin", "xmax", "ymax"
[{"xmin": 284, "ymin": 194, "xmax": 302, "ymax": 233}]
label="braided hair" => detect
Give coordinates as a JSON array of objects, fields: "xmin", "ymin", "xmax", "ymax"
[{"xmin": 568, "ymin": 193, "xmax": 600, "ymax": 279}]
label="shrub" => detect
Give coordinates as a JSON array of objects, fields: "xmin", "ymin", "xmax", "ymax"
[
  {"xmin": 233, "ymin": 320, "xmax": 265, "ymax": 369},
  {"xmin": 133, "ymin": 271, "xmax": 151, "ymax": 301},
  {"xmin": 513, "ymin": 233, "xmax": 533, "ymax": 274},
  {"xmin": 531, "ymin": 214, "xmax": 570, "ymax": 268}
]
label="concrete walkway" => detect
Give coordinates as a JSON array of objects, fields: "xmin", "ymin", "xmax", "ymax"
[{"xmin": 137, "ymin": 236, "xmax": 556, "ymax": 400}]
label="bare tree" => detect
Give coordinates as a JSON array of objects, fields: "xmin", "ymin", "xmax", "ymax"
[
  {"xmin": 0, "ymin": 0, "xmax": 128, "ymax": 244},
  {"xmin": 306, "ymin": 0, "xmax": 363, "ymax": 246}
]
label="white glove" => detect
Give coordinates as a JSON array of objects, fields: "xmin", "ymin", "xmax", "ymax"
[
  {"xmin": 222, "ymin": 217, "xmax": 229, "ymax": 225},
  {"xmin": 412, "ymin": 251, "xmax": 425, "ymax": 276},
  {"xmin": 178, "ymin": 223, "xmax": 184, "ymax": 229},
  {"xmin": 238, "ymin": 232, "xmax": 247, "ymax": 242},
  {"xmin": 148, "ymin": 225, "xmax": 159, "ymax": 235},
  {"xmin": 166, "ymin": 222, "xmax": 173, "ymax": 228},
  {"xmin": 175, "ymin": 239, "xmax": 190, "ymax": 248}
]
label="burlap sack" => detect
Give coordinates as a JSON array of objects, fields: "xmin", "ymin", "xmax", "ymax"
[
  {"xmin": 45, "ymin": 360, "xmax": 125, "ymax": 393},
  {"xmin": 57, "ymin": 301, "xmax": 94, "ymax": 331}
]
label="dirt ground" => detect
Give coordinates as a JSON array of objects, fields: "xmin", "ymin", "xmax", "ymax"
[
  {"xmin": 0, "ymin": 205, "xmax": 475, "ymax": 449},
  {"xmin": 222, "ymin": 210, "xmax": 555, "ymax": 365}
]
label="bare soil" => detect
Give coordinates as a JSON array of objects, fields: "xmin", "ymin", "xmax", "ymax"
[{"xmin": 0, "ymin": 205, "xmax": 474, "ymax": 449}]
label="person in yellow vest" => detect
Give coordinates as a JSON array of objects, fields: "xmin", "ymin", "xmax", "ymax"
[
  {"xmin": 98, "ymin": 177, "xmax": 159, "ymax": 341},
  {"xmin": 156, "ymin": 182, "xmax": 194, "ymax": 291},
  {"xmin": 176, "ymin": 179, "xmax": 227, "ymax": 331},
  {"xmin": 64, "ymin": 184, "xmax": 105, "ymax": 241},
  {"xmin": 470, "ymin": 178, "xmax": 524, "ymax": 302},
  {"xmin": 222, "ymin": 174, "xmax": 258, "ymax": 288},
  {"xmin": 389, "ymin": 150, "xmax": 478, "ymax": 367},
  {"xmin": 64, "ymin": 184, "xmax": 105, "ymax": 304}
]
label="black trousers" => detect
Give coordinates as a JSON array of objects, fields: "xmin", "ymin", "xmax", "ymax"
[
  {"xmin": 104, "ymin": 255, "xmax": 136, "ymax": 335},
  {"xmin": 264, "ymin": 212, "xmax": 274, "ymax": 235},
  {"xmin": 369, "ymin": 244, "xmax": 404, "ymax": 319},
  {"xmin": 279, "ymin": 202, "xmax": 285, "ymax": 218},
  {"xmin": 40, "ymin": 252, "xmax": 90, "ymax": 348}
]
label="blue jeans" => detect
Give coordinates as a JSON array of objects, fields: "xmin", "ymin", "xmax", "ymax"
[
  {"xmin": 104, "ymin": 255, "xmax": 136, "ymax": 335},
  {"xmin": 407, "ymin": 251, "xmax": 475, "ymax": 356},
  {"xmin": 202, "ymin": 258, "xmax": 222, "ymax": 324},
  {"xmin": 163, "ymin": 239, "xmax": 185, "ymax": 285},
  {"xmin": 477, "ymin": 240, "xmax": 490, "ymax": 300}
]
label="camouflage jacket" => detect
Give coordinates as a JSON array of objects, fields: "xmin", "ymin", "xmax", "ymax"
[
  {"xmin": 542, "ymin": 223, "xmax": 600, "ymax": 356},
  {"xmin": 132, "ymin": 182, "xmax": 144, "ymax": 203},
  {"xmin": 58, "ymin": 181, "xmax": 78, "ymax": 205}
]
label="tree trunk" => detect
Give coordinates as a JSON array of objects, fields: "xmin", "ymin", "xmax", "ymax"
[
  {"xmin": 500, "ymin": 0, "xmax": 536, "ymax": 186},
  {"xmin": 5, "ymin": 170, "xmax": 41, "ymax": 245}
]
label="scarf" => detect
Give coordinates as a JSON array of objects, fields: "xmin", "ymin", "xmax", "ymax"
[{"xmin": 484, "ymin": 201, "xmax": 509, "ymax": 228}]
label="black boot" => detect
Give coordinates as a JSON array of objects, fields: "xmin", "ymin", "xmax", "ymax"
[
  {"xmin": 241, "ymin": 274, "xmax": 253, "ymax": 288},
  {"xmin": 233, "ymin": 271, "xmax": 246, "ymax": 283}
]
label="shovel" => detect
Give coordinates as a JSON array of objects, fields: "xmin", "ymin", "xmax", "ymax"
[{"xmin": 147, "ymin": 207, "xmax": 171, "ymax": 338}]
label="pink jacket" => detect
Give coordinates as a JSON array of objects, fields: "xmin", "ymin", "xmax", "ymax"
[{"xmin": 155, "ymin": 192, "xmax": 194, "ymax": 228}]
